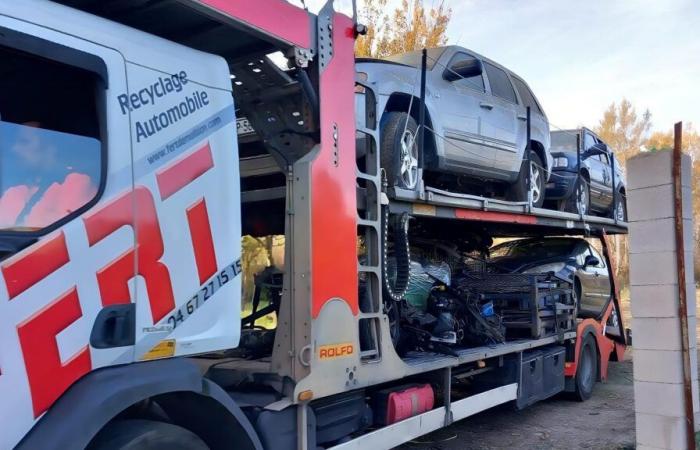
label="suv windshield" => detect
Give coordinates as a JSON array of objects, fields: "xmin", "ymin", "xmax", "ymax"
[
  {"xmin": 383, "ymin": 48, "xmax": 446, "ymax": 70},
  {"xmin": 490, "ymin": 239, "xmax": 578, "ymax": 259},
  {"xmin": 550, "ymin": 131, "xmax": 578, "ymax": 153}
]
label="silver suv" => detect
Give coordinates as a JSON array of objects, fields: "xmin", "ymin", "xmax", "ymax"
[{"xmin": 357, "ymin": 46, "xmax": 552, "ymax": 206}]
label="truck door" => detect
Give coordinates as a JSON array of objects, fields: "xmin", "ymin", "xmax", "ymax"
[
  {"xmin": 438, "ymin": 51, "xmax": 495, "ymax": 175},
  {"xmin": 124, "ymin": 58, "xmax": 241, "ymax": 361},
  {"xmin": 0, "ymin": 16, "xmax": 132, "ymax": 447},
  {"xmin": 481, "ymin": 62, "xmax": 520, "ymax": 179}
]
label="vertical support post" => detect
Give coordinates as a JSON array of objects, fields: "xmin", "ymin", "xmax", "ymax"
[
  {"xmin": 443, "ymin": 367, "xmax": 453, "ymax": 426},
  {"xmin": 672, "ymin": 122, "xmax": 696, "ymax": 450},
  {"xmin": 576, "ymin": 132, "xmax": 582, "ymax": 218},
  {"xmin": 628, "ymin": 134, "xmax": 699, "ymax": 449},
  {"xmin": 611, "ymin": 153, "xmax": 617, "ymax": 223},
  {"xmin": 525, "ymin": 106, "xmax": 532, "ymax": 211},
  {"xmin": 417, "ymin": 48, "xmax": 427, "ymax": 193}
]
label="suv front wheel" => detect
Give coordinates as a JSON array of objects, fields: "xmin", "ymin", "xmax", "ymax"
[
  {"xmin": 381, "ymin": 112, "xmax": 420, "ymax": 191},
  {"xmin": 508, "ymin": 150, "xmax": 545, "ymax": 207}
]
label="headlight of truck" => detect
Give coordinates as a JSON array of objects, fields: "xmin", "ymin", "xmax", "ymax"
[
  {"xmin": 553, "ymin": 157, "xmax": 569, "ymax": 168},
  {"xmin": 522, "ymin": 262, "xmax": 566, "ymax": 274}
]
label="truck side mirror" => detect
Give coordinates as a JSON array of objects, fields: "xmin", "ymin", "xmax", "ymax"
[{"xmin": 443, "ymin": 58, "xmax": 483, "ymax": 82}]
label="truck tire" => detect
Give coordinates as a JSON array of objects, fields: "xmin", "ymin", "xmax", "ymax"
[
  {"xmin": 88, "ymin": 420, "xmax": 209, "ymax": 450},
  {"xmin": 612, "ymin": 191, "xmax": 627, "ymax": 221},
  {"xmin": 507, "ymin": 150, "xmax": 545, "ymax": 207},
  {"xmin": 381, "ymin": 112, "xmax": 420, "ymax": 191},
  {"xmin": 566, "ymin": 176, "xmax": 590, "ymax": 216},
  {"xmin": 574, "ymin": 335, "xmax": 598, "ymax": 401}
]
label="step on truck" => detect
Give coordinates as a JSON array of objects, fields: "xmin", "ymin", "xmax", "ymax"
[{"xmin": 0, "ymin": 1, "xmax": 628, "ymax": 449}]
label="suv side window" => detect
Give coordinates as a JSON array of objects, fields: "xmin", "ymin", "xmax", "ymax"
[
  {"xmin": 0, "ymin": 45, "xmax": 103, "ymax": 232},
  {"xmin": 583, "ymin": 132, "xmax": 597, "ymax": 150},
  {"xmin": 447, "ymin": 52, "xmax": 485, "ymax": 92},
  {"xmin": 484, "ymin": 62, "xmax": 517, "ymax": 103},
  {"xmin": 511, "ymin": 76, "xmax": 542, "ymax": 115}
]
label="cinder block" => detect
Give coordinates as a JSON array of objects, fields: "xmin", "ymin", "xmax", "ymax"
[
  {"xmin": 630, "ymin": 252, "xmax": 680, "ymax": 286},
  {"xmin": 627, "ymin": 150, "xmax": 692, "ymax": 190},
  {"xmin": 629, "ymin": 251, "xmax": 695, "ymax": 287},
  {"xmin": 630, "ymin": 283, "xmax": 697, "ymax": 318},
  {"xmin": 628, "ymin": 218, "xmax": 694, "ymax": 254},
  {"xmin": 633, "ymin": 349, "xmax": 685, "ymax": 383},
  {"xmin": 634, "ymin": 380, "xmax": 686, "ymax": 417},
  {"xmin": 632, "ymin": 317, "xmax": 696, "ymax": 351},
  {"xmin": 636, "ymin": 412, "xmax": 689, "ymax": 450},
  {"xmin": 627, "ymin": 184, "xmax": 693, "ymax": 222}
]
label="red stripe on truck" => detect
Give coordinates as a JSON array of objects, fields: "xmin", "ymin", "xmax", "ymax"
[
  {"xmin": 2, "ymin": 232, "xmax": 69, "ymax": 300},
  {"xmin": 156, "ymin": 143, "xmax": 214, "ymax": 200}
]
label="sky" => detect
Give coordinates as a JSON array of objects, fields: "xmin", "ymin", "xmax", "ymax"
[{"xmin": 297, "ymin": 0, "xmax": 700, "ymax": 133}]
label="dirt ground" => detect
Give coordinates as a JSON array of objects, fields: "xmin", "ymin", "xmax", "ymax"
[{"xmin": 397, "ymin": 355, "xmax": 635, "ymax": 450}]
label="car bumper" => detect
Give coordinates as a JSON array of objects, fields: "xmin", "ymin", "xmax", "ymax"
[{"xmin": 545, "ymin": 170, "xmax": 577, "ymax": 200}]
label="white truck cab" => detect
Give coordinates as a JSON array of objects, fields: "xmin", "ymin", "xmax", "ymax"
[{"xmin": 0, "ymin": 2, "xmax": 241, "ymax": 447}]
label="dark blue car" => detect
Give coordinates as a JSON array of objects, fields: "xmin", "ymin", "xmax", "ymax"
[{"xmin": 545, "ymin": 128, "xmax": 626, "ymax": 221}]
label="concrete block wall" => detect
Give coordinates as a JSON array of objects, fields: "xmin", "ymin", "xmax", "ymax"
[{"xmin": 627, "ymin": 150, "xmax": 698, "ymax": 450}]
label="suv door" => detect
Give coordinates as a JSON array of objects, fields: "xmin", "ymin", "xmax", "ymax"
[
  {"xmin": 482, "ymin": 62, "xmax": 520, "ymax": 179},
  {"xmin": 596, "ymin": 151, "xmax": 614, "ymax": 210},
  {"xmin": 583, "ymin": 132, "xmax": 607, "ymax": 209},
  {"xmin": 438, "ymin": 51, "xmax": 495, "ymax": 175}
]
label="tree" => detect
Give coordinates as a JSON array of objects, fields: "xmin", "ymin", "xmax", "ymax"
[
  {"xmin": 356, "ymin": 0, "xmax": 452, "ymax": 58},
  {"xmin": 594, "ymin": 99, "xmax": 652, "ymax": 288},
  {"xmin": 595, "ymin": 98, "xmax": 652, "ymax": 162}
]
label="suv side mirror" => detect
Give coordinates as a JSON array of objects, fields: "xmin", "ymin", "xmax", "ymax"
[
  {"xmin": 582, "ymin": 142, "xmax": 608, "ymax": 159},
  {"xmin": 443, "ymin": 58, "xmax": 483, "ymax": 82},
  {"xmin": 584, "ymin": 254, "xmax": 600, "ymax": 267}
]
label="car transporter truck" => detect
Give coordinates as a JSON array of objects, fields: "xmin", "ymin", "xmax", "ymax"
[{"xmin": 0, "ymin": 1, "xmax": 629, "ymax": 449}]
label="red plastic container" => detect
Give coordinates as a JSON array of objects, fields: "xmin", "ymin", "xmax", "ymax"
[{"xmin": 375, "ymin": 383, "xmax": 435, "ymax": 425}]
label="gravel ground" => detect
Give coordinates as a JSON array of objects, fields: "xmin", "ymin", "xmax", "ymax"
[{"xmin": 397, "ymin": 356, "xmax": 636, "ymax": 450}]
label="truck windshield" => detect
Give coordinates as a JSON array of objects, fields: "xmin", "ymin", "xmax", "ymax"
[
  {"xmin": 550, "ymin": 131, "xmax": 578, "ymax": 153},
  {"xmin": 383, "ymin": 48, "xmax": 446, "ymax": 70}
]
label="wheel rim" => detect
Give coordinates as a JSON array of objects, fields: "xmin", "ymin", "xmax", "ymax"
[
  {"xmin": 399, "ymin": 129, "xmax": 419, "ymax": 189},
  {"xmin": 615, "ymin": 199, "xmax": 625, "ymax": 221},
  {"xmin": 529, "ymin": 161, "xmax": 542, "ymax": 204},
  {"xmin": 576, "ymin": 182, "xmax": 588, "ymax": 215}
]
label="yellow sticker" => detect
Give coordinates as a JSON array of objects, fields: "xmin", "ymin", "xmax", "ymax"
[
  {"xmin": 318, "ymin": 342, "xmax": 355, "ymax": 360},
  {"xmin": 141, "ymin": 339, "xmax": 176, "ymax": 360},
  {"xmin": 413, "ymin": 203, "xmax": 436, "ymax": 216}
]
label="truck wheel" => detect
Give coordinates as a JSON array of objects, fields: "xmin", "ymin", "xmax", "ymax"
[
  {"xmin": 88, "ymin": 420, "xmax": 209, "ymax": 450},
  {"xmin": 567, "ymin": 176, "xmax": 590, "ymax": 216},
  {"xmin": 508, "ymin": 150, "xmax": 545, "ymax": 207},
  {"xmin": 381, "ymin": 112, "xmax": 420, "ymax": 191},
  {"xmin": 612, "ymin": 192, "xmax": 627, "ymax": 221},
  {"xmin": 574, "ymin": 335, "xmax": 598, "ymax": 401}
]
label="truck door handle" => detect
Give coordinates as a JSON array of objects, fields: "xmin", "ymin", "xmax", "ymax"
[
  {"xmin": 517, "ymin": 114, "xmax": 528, "ymax": 121},
  {"xmin": 90, "ymin": 304, "xmax": 136, "ymax": 349},
  {"xmin": 479, "ymin": 102, "xmax": 494, "ymax": 110}
]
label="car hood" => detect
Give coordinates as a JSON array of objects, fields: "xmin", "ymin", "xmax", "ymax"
[{"xmin": 488, "ymin": 254, "xmax": 572, "ymax": 273}]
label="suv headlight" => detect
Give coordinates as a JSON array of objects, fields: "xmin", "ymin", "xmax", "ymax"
[
  {"xmin": 522, "ymin": 262, "xmax": 566, "ymax": 274},
  {"xmin": 553, "ymin": 157, "xmax": 569, "ymax": 168}
]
